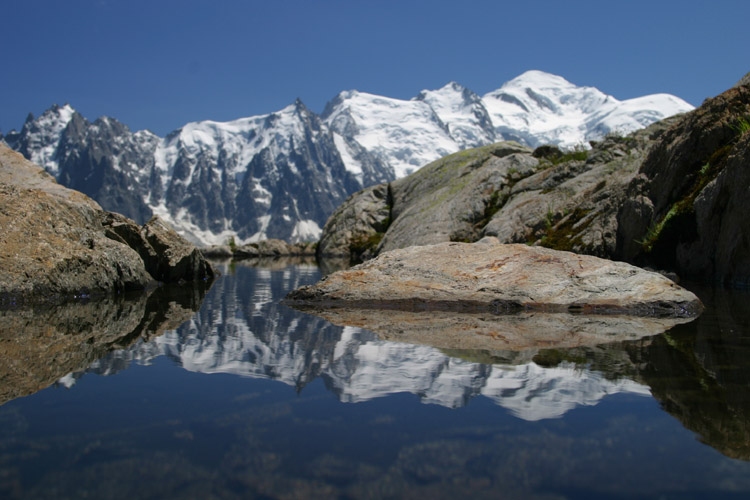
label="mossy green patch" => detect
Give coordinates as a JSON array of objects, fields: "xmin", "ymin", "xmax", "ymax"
[
  {"xmin": 639, "ymin": 130, "xmax": 740, "ymax": 255},
  {"xmin": 732, "ymin": 115, "xmax": 750, "ymax": 136},
  {"xmin": 538, "ymin": 208, "xmax": 594, "ymax": 252},
  {"xmin": 349, "ymin": 231, "xmax": 385, "ymax": 264}
]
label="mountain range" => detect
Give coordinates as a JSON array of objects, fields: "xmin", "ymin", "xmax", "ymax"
[{"xmin": 1, "ymin": 71, "xmax": 693, "ymax": 246}]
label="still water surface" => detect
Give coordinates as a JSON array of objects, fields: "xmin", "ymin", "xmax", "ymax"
[{"xmin": 1, "ymin": 260, "xmax": 750, "ymax": 499}]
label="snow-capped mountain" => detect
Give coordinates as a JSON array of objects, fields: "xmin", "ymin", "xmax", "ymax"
[
  {"xmin": 2, "ymin": 71, "xmax": 693, "ymax": 245},
  {"xmin": 66, "ymin": 264, "xmax": 650, "ymax": 421},
  {"xmin": 482, "ymin": 70, "xmax": 692, "ymax": 147}
]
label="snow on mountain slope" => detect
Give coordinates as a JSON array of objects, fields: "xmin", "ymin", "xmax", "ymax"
[
  {"xmin": 323, "ymin": 90, "xmax": 458, "ymax": 178},
  {"xmin": 4, "ymin": 70, "xmax": 693, "ymax": 246},
  {"xmin": 584, "ymin": 93, "xmax": 694, "ymax": 138},
  {"xmin": 483, "ymin": 70, "xmax": 694, "ymax": 148},
  {"xmin": 4, "ymin": 104, "xmax": 76, "ymax": 176},
  {"xmin": 414, "ymin": 81, "xmax": 497, "ymax": 150},
  {"xmin": 153, "ymin": 113, "xmax": 267, "ymax": 185}
]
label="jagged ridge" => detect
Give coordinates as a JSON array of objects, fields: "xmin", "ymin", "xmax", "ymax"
[{"xmin": 2, "ymin": 71, "xmax": 692, "ymax": 246}]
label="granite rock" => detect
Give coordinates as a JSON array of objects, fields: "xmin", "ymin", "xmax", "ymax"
[{"xmin": 287, "ymin": 241, "xmax": 702, "ymax": 317}]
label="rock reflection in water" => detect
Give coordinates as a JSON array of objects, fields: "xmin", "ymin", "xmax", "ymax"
[
  {"xmin": 625, "ymin": 284, "xmax": 750, "ymax": 460},
  {"xmin": 0, "ymin": 282, "xmax": 209, "ymax": 405},
  {"xmin": 294, "ymin": 306, "xmax": 695, "ymax": 351}
]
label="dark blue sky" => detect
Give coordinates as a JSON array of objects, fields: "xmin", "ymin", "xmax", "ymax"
[{"xmin": 2, "ymin": 0, "xmax": 747, "ymax": 137}]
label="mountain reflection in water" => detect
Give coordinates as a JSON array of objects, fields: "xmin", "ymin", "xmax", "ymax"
[
  {"xmin": 60, "ymin": 262, "xmax": 750, "ymax": 449},
  {"xmin": 69, "ymin": 261, "xmax": 654, "ymax": 420},
  {"xmin": 1, "ymin": 260, "xmax": 750, "ymax": 499}
]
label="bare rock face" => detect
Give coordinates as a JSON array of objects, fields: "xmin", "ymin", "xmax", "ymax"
[
  {"xmin": 616, "ymin": 83, "xmax": 750, "ymax": 284},
  {"xmin": 102, "ymin": 212, "xmax": 216, "ymax": 283},
  {"xmin": 0, "ymin": 145, "xmax": 153, "ymax": 303},
  {"xmin": 141, "ymin": 217, "xmax": 215, "ymax": 282},
  {"xmin": 286, "ymin": 241, "xmax": 703, "ymax": 317},
  {"xmin": 734, "ymin": 72, "xmax": 750, "ymax": 88},
  {"xmin": 0, "ymin": 144, "xmax": 215, "ymax": 305},
  {"xmin": 315, "ymin": 122, "xmax": 676, "ymax": 265},
  {"xmin": 316, "ymin": 183, "xmax": 392, "ymax": 262}
]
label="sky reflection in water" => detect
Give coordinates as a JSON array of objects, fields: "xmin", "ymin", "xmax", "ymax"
[{"xmin": 1, "ymin": 261, "xmax": 750, "ymax": 499}]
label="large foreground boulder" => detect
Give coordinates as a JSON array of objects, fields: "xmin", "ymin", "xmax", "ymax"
[
  {"xmin": 286, "ymin": 240, "xmax": 703, "ymax": 317},
  {"xmin": 0, "ymin": 144, "xmax": 214, "ymax": 305}
]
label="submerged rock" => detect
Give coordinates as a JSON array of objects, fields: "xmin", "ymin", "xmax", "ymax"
[{"xmin": 286, "ymin": 241, "xmax": 702, "ymax": 317}]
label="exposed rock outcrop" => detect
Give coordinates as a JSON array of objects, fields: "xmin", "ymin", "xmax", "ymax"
[
  {"xmin": 735, "ymin": 72, "xmax": 750, "ymax": 88},
  {"xmin": 287, "ymin": 240, "xmax": 703, "ymax": 317},
  {"xmin": 202, "ymin": 239, "xmax": 317, "ymax": 260},
  {"xmin": 103, "ymin": 213, "xmax": 215, "ymax": 282},
  {"xmin": 616, "ymin": 82, "xmax": 750, "ymax": 284},
  {"xmin": 317, "ymin": 119, "xmax": 677, "ymax": 264},
  {"xmin": 317, "ymin": 75, "xmax": 750, "ymax": 286},
  {"xmin": 0, "ymin": 144, "xmax": 215, "ymax": 305},
  {"xmin": 316, "ymin": 183, "xmax": 392, "ymax": 261}
]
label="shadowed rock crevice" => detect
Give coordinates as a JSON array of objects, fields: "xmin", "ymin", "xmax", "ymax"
[{"xmin": 617, "ymin": 83, "xmax": 750, "ymax": 284}]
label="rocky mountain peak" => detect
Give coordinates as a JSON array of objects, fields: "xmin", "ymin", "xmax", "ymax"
[
  {"xmin": 734, "ymin": 71, "xmax": 750, "ymax": 88},
  {"xmin": 6, "ymin": 72, "xmax": 693, "ymax": 246}
]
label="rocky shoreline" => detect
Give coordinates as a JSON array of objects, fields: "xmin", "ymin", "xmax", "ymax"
[
  {"xmin": 3, "ymin": 73, "xmax": 747, "ymax": 315},
  {"xmin": 201, "ymin": 239, "xmax": 316, "ymax": 260}
]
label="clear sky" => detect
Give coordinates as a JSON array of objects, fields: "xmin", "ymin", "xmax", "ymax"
[{"xmin": 2, "ymin": 0, "xmax": 748, "ymax": 137}]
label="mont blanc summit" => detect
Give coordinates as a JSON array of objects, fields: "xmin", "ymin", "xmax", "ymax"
[{"xmin": 2, "ymin": 71, "xmax": 692, "ymax": 246}]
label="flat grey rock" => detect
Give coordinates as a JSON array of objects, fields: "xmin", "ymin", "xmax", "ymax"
[{"xmin": 286, "ymin": 241, "xmax": 703, "ymax": 317}]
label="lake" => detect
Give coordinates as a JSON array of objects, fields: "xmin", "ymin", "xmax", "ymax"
[{"xmin": 1, "ymin": 260, "xmax": 749, "ymax": 499}]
